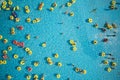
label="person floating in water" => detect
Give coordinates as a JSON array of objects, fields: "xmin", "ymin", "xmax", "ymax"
[{"xmin": 90, "ymin": 8, "xmax": 97, "ymax": 13}]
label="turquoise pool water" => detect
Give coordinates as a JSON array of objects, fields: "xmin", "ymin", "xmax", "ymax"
[{"xmin": 0, "ymin": 0, "xmax": 120, "ymax": 80}]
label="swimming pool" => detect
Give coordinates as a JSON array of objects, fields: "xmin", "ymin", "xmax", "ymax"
[{"xmin": 0, "ymin": 0, "xmax": 120, "ymax": 80}]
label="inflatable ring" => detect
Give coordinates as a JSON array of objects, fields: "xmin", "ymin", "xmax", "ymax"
[
  {"xmin": 34, "ymin": 74, "xmax": 39, "ymax": 79},
  {"xmin": 3, "ymin": 50, "xmax": 7, "ymax": 54},
  {"xmin": 42, "ymin": 42, "xmax": 46, "ymax": 47},
  {"xmin": 92, "ymin": 40, "xmax": 98, "ymax": 45},
  {"xmin": 66, "ymin": 2, "xmax": 72, "ymax": 7},
  {"xmin": 69, "ymin": 12, "xmax": 74, "ymax": 16},
  {"xmin": 7, "ymin": 75, "xmax": 12, "ymax": 79},
  {"xmin": 16, "ymin": 66, "xmax": 22, "ymax": 71},
  {"xmin": 56, "ymin": 74, "xmax": 61, "ymax": 79},
  {"xmin": 25, "ymin": 47, "xmax": 30, "ymax": 52},
  {"xmin": 106, "ymin": 67, "xmax": 112, "ymax": 72},
  {"xmin": 101, "ymin": 52, "xmax": 106, "ymax": 57},
  {"xmin": 111, "ymin": 62, "xmax": 117, "ymax": 67},
  {"xmin": 2, "ymin": 60, "xmax": 7, "ymax": 64},
  {"xmin": 10, "ymin": 15, "xmax": 14, "ymax": 20},
  {"xmin": 13, "ymin": 54, "xmax": 19, "ymax": 59},
  {"xmin": 88, "ymin": 18, "xmax": 93, "ymax": 23},
  {"xmin": 26, "ymin": 17, "xmax": 31, "ymax": 23},
  {"xmin": 20, "ymin": 60, "xmax": 25, "ymax": 65},
  {"xmin": 57, "ymin": 62, "xmax": 62, "ymax": 67},
  {"xmin": 0, "ymin": 35, "xmax": 3, "ymax": 40},
  {"xmin": 15, "ymin": 18, "xmax": 20, "ymax": 22},
  {"xmin": 28, "ymin": 50, "xmax": 32, "ymax": 55},
  {"xmin": 49, "ymin": 7, "xmax": 54, "ymax": 11},
  {"xmin": 103, "ymin": 60, "xmax": 108, "ymax": 65},
  {"xmin": 54, "ymin": 53, "xmax": 59, "ymax": 58},
  {"xmin": 3, "ymin": 39, "xmax": 8, "ymax": 44},
  {"xmin": 26, "ymin": 75, "xmax": 31, "ymax": 79},
  {"xmin": 34, "ymin": 62, "xmax": 39, "ymax": 67},
  {"xmin": 72, "ymin": 47, "xmax": 77, "ymax": 51},
  {"xmin": 81, "ymin": 70, "xmax": 87, "ymax": 74},
  {"xmin": 8, "ymin": 46, "xmax": 12, "ymax": 51},
  {"xmin": 8, "ymin": 1, "xmax": 13, "ymax": 5}
]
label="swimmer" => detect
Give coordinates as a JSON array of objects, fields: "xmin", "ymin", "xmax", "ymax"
[
  {"xmin": 109, "ymin": 5, "xmax": 118, "ymax": 10},
  {"xmin": 60, "ymin": 4, "xmax": 65, "ymax": 8},
  {"xmin": 40, "ymin": 74, "xmax": 46, "ymax": 80},
  {"xmin": 106, "ymin": 53, "xmax": 113, "ymax": 56},
  {"xmin": 3, "ymin": 54, "xmax": 8, "ymax": 59},
  {"xmin": 58, "ymin": 22, "xmax": 64, "ymax": 24},
  {"xmin": 52, "ymin": 2, "xmax": 57, "ymax": 7},
  {"xmin": 64, "ymin": 11, "xmax": 69, "ymax": 14},
  {"xmin": 38, "ymin": 2, "xmax": 44, "ymax": 10},
  {"xmin": 112, "ymin": 23, "xmax": 117, "ymax": 28},
  {"xmin": 108, "ymin": 54, "xmax": 112, "ymax": 56},
  {"xmin": 60, "ymin": 33, "xmax": 64, "ymax": 35},
  {"xmin": 90, "ymin": 8, "xmax": 97, "ymax": 13},
  {"xmin": 94, "ymin": 24, "xmax": 98, "ymax": 28},
  {"xmin": 27, "ymin": 67, "xmax": 32, "ymax": 72},
  {"xmin": 116, "ymin": 2, "xmax": 120, "ymax": 5},
  {"xmin": 106, "ymin": 34, "xmax": 116, "ymax": 37},
  {"xmin": 34, "ymin": 36, "xmax": 39, "ymax": 39},
  {"xmin": 76, "ymin": 26, "xmax": 80, "ymax": 29},
  {"xmin": 12, "ymin": 11, "xmax": 17, "ymax": 18},
  {"xmin": 67, "ymin": 78, "xmax": 70, "ymax": 80},
  {"xmin": 98, "ymin": 28, "xmax": 106, "ymax": 32},
  {"xmin": 107, "ymin": 57, "xmax": 115, "ymax": 60},
  {"xmin": 102, "ymin": 38, "xmax": 108, "ymax": 42},
  {"xmin": 71, "ymin": 63, "xmax": 75, "ymax": 67},
  {"xmin": 20, "ymin": 42, "xmax": 24, "ymax": 47},
  {"xmin": 17, "ymin": 26, "xmax": 24, "ymax": 30},
  {"xmin": 104, "ymin": 22, "xmax": 109, "ymax": 27},
  {"xmin": 113, "ymin": 31, "xmax": 117, "ymax": 33}
]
